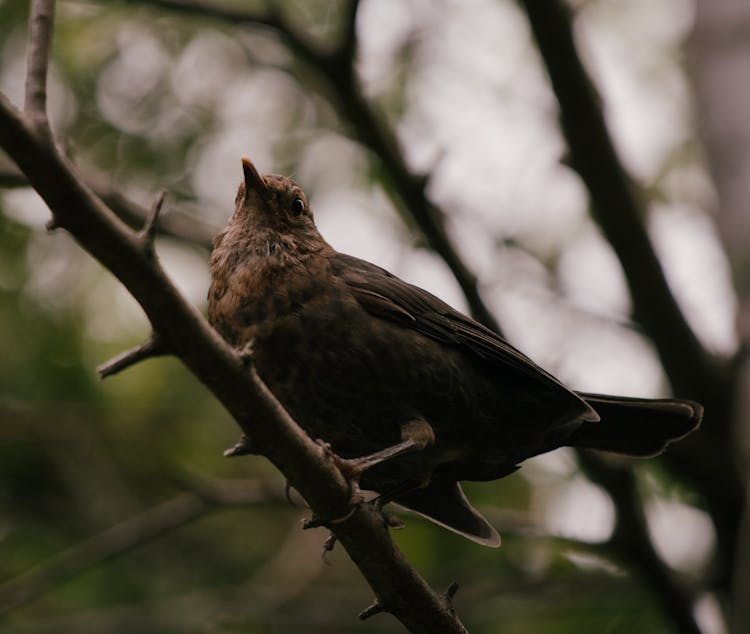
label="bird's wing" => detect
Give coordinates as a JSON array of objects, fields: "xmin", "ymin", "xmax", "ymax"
[{"xmin": 332, "ymin": 253, "xmax": 597, "ymax": 421}]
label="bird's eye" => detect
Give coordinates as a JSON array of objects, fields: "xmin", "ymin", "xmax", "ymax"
[{"xmin": 291, "ymin": 197, "xmax": 306, "ymax": 217}]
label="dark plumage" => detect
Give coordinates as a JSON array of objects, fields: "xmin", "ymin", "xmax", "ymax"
[{"xmin": 208, "ymin": 159, "xmax": 702, "ymax": 546}]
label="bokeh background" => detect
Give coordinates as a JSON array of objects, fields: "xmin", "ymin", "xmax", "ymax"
[{"xmin": 1, "ymin": 0, "xmax": 747, "ymax": 632}]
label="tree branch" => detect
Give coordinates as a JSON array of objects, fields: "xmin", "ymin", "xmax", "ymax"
[
  {"xmin": 578, "ymin": 453, "xmax": 702, "ymax": 634},
  {"xmin": 517, "ymin": 0, "xmax": 715, "ymax": 397},
  {"xmin": 688, "ymin": 2, "xmax": 750, "ymax": 625},
  {"xmin": 24, "ymin": 0, "xmax": 55, "ymax": 133},
  {"xmin": 518, "ymin": 0, "xmax": 743, "ymax": 593},
  {"xmin": 1, "ymin": 165, "xmax": 217, "ymax": 247},
  {"xmin": 97, "ymin": 334, "xmax": 165, "ymax": 378},
  {"xmin": 0, "ymin": 84, "xmax": 467, "ymax": 634},
  {"xmin": 0, "ymin": 478, "xmax": 284, "ymax": 615}
]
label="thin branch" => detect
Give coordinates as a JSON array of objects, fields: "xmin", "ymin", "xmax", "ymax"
[
  {"xmin": 128, "ymin": 0, "xmax": 501, "ymax": 334},
  {"xmin": 0, "ymin": 166, "xmax": 29, "ymax": 187},
  {"xmin": 97, "ymin": 334, "xmax": 165, "ymax": 378},
  {"xmin": 578, "ymin": 453, "xmax": 702, "ymax": 634},
  {"xmin": 138, "ymin": 188, "xmax": 167, "ymax": 256},
  {"xmin": 0, "ymin": 478, "xmax": 283, "ymax": 615},
  {"xmin": 0, "ymin": 91, "xmax": 468, "ymax": 634},
  {"xmin": 24, "ymin": 0, "xmax": 56, "ymax": 133},
  {"xmin": 0, "ymin": 167, "xmax": 217, "ymax": 247},
  {"xmin": 359, "ymin": 599, "xmax": 386, "ymax": 621}
]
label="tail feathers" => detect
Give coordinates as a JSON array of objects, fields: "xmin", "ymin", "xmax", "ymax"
[
  {"xmin": 568, "ymin": 392, "xmax": 703, "ymax": 457},
  {"xmin": 395, "ymin": 481, "xmax": 501, "ymax": 548}
]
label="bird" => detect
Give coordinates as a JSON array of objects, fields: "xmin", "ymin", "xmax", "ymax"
[{"xmin": 207, "ymin": 158, "xmax": 702, "ymax": 547}]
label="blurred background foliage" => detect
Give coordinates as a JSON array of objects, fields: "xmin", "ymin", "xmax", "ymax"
[{"xmin": 0, "ymin": 0, "xmax": 744, "ymax": 632}]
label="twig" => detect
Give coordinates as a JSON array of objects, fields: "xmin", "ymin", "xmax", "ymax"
[
  {"xmin": 443, "ymin": 581, "xmax": 460, "ymax": 610},
  {"xmin": 97, "ymin": 334, "xmax": 165, "ymax": 378},
  {"xmin": 359, "ymin": 599, "xmax": 386, "ymax": 621},
  {"xmin": 0, "ymin": 166, "xmax": 217, "ymax": 247},
  {"xmin": 138, "ymin": 189, "xmax": 167, "ymax": 256},
  {"xmin": 24, "ymin": 0, "xmax": 56, "ymax": 133},
  {"xmin": 0, "ymin": 166, "xmax": 28, "ymax": 187}
]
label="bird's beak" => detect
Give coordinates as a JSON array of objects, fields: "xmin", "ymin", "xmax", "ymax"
[{"xmin": 241, "ymin": 157, "xmax": 269, "ymax": 200}]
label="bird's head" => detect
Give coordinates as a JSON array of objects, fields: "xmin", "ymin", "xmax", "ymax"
[
  {"xmin": 233, "ymin": 158, "xmax": 315, "ymax": 232},
  {"xmin": 221, "ymin": 158, "xmax": 328, "ymax": 261}
]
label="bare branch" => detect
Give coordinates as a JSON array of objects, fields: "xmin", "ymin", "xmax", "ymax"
[
  {"xmin": 97, "ymin": 334, "xmax": 165, "ymax": 378},
  {"xmin": 0, "ymin": 93, "xmax": 469, "ymax": 634},
  {"xmin": 24, "ymin": 0, "xmax": 56, "ymax": 133}
]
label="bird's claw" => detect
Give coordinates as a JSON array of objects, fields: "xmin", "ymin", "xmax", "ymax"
[
  {"xmin": 302, "ymin": 504, "xmax": 358, "ymax": 530},
  {"xmin": 315, "ymin": 438, "xmax": 368, "ymax": 508},
  {"xmin": 299, "ymin": 440, "xmax": 369, "ymax": 530}
]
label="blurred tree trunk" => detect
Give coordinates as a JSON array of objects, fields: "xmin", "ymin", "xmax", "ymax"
[{"xmin": 688, "ymin": 1, "xmax": 750, "ymax": 632}]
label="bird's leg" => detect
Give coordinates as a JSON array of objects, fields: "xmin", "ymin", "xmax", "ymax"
[
  {"xmin": 304, "ymin": 420, "xmax": 435, "ymax": 529},
  {"xmin": 325, "ymin": 419, "xmax": 435, "ymax": 504}
]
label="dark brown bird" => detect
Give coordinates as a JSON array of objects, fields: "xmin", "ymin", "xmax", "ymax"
[{"xmin": 208, "ymin": 158, "xmax": 702, "ymax": 547}]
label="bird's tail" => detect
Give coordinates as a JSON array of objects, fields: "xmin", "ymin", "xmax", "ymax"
[{"xmin": 567, "ymin": 393, "xmax": 702, "ymax": 457}]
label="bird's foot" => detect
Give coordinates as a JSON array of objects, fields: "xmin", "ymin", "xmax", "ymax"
[
  {"xmin": 315, "ymin": 439, "xmax": 368, "ymax": 508},
  {"xmin": 303, "ymin": 425, "xmax": 434, "ymax": 530},
  {"xmin": 301, "ymin": 439, "xmax": 385, "ymax": 530}
]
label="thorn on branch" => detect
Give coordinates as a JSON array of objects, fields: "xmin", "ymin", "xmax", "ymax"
[
  {"xmin": 302, "ymin": 514, "xmax": 325, "ymax": 530},
  {"xmin": 284, "ymin": 480, "xmax": 299, "ymax": 505},
  {"xmin": 97, "ymin": 334, "xmax": 165, "ymax": 379},
  {"xmin": 237, "ymin": 339, "xmax": 255, "ymax": 366},
  {"xmin": 359, "ymin": 598, "xmax": 387, "ymax": 621},
  {"xmin": 45, "ymin": 216, "xmax": 59, "ymax": 231},
  {"xmin": 321, "ymin": 531, "xmax": 337, "ymax": 562},
  {"xmin": 443, "ymin": 581, "xmax": 460, "ymax": 611},
  {"xmin": 138, "ymin": 189, "xmax": 167, "ymax": 256},
  {"xmin": 223, "ymin": 434, "xmax": 258, "ymax": 457}
]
